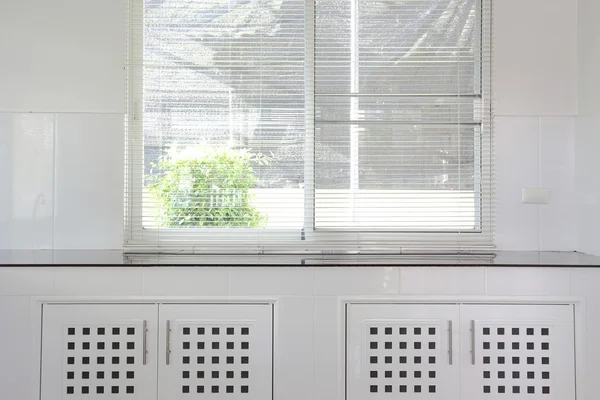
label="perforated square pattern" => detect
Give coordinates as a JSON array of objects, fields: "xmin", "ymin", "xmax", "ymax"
[
  {"xmin": 366, "ymin": 324, "xmax": 442, "ymax": 395},
  {"xmin": 479, "ymin": 324, "xmax": 553, "ymax": 396},
  {"xmin": 63, "ymin": 324, "xmax": 142, "ymax": 396},
  {"xmin": 177, "ymin": 324, "xmax": 253, "ymax": 395}
]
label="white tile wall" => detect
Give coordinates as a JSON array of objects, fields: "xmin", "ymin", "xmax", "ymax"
[
  {"xmin": 141, "ymin": 267, "xmax": 229, "ymax": 296},
  {"xmin": 576, "ymin": 0, "xmax": 600, "ymax": 256},
  {"xmin": 314, "ymin": 267, "xmax": 399, "ymax": 295},
  {"xmin": 494, "ymin": 116, "xmax": 578, "ymax": 251},
  {"xmin": 494, "ymin": 0, "xmax": 577, "ymax": 116},
  {"xmin": 54, "ymin": 267, "xmax": 142, "ymax": 295},
  {"xmin": 539, "ymin": 117, "xmax": 576, "ymax": 251},
  {"xmin": 54, "ymin": 114, "xmax": 124, "ymax": 249},
  {"xmin": 0, "ymin": 267, "xmax": 54, "ymax": 296},
  {"xmin": 229, "ymin": 267, "xmax": 315, "ymax": 295},
  {"xmin": 578, "ymin": 0, "xmax": 600, "ymax": 116},
  {"xmin": 0, "ymin": 0, "xmax": 125, "ymax": 113},
  {"xmin": 399, "ymin": 267, "xmax": 485, "ymax": 295},
  {"xmin": 494, "ymin": 117, "xmax": 540, "ymax": 250},
  {"xmin": 485, "ymin": 267, "xmax": 571, "ymax": 296},
  {"xmin": 0, "ymin": 114, "xmax": 55, "ymax": 250},
  {"xmin": 575, "ymin": 116, "xmax": 600, "ymax": 255}
]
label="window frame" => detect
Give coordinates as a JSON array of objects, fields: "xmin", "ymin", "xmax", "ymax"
[{"xmin": 124, "ymin": 0, "xmax": 494, "ymax": 253}]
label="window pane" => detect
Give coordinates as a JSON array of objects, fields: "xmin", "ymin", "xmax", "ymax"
[
  {"xmin": 143, "ymin": 0, "xmax": 306, "ymax": 228},
  {"xmin": 315, "ymin": 0, "xmax": 480, "ymax": 231}
]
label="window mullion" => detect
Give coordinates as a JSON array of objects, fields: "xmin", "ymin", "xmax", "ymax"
[{"xmin": 304, "ymin": 0, "xmax": 316, "ymax": 235}]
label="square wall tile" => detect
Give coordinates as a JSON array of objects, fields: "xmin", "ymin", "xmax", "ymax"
[
  {"xmin": 575, "ymin": 116, "xmax": 600, "ymax": 256},
  {"xmin": 229, "ymin": 267, "xmax": 314, "ymax": 295},
  {"xmin": 494, "ymin": 116, "xmax": 540, "ymax": 250},
  {"xmin": 0, "ymin": 297, "xmax": 32, "ymax": 400},
  {"xmin": 0, "ymin": 113, "xmax": 54, "ymax": 249},
  {"xmin": 54, "ymin": 113, "xmax": 124, "ymax": 249},
  {"xmin": 142, "ymin": 267, "xmax": 229, "ymax": 296},
  {"xmin": 314, "ymin": 267, "xmax": 399, "ymax": 295},
  {"xmin": 570, "ymin": 269, "xmax": 600, "ymax": 296},
  {"xmin": 0, "ymin": 267, "xmax": 54, "ymax": 296},
  {"xmin": 54, "ymin": 267, "xmax": 141, "ymax": 295},
  {"xmin": 494, "ymin": 0, "xmax": 577, "ymax": 115},
  {"xmin": 399, "ymin": 267, "xmax": 485, "ymax": 295},
  {"xmin": 486, "ymin": 267, "xmax": 570, "ymax": 296},
  {"xmin": 539, "ymin": 117, "xmax": 576, "ymax": 251},
  {"xmin": 0, "ymin": 0, "xmax": 125, "ymax": 113}
]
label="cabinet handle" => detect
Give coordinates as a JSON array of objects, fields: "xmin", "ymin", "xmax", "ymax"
[
  {"xmin": 166, "ymin": 320, "xmax": 171, "ymax": 365},
  {"xmin": 142, "ymin": 320, "xmax": 148, "ymax": 365},
  {"xmin": 470, "ymin": 320, "xmax": 476, "ymax": 365},
  {"xmin": 448, "ymin": 320, "xmax": 453, "ymax": 365}
]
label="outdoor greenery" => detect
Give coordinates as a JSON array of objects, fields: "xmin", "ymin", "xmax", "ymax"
[{"xmin": 148, "ymin": 146, "xmax": 268, "ymax": 227}]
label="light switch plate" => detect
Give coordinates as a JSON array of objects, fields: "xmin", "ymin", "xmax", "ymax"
[{"xmin": 522, "ymin": 187, "xmax": 550, "ymax": 204}]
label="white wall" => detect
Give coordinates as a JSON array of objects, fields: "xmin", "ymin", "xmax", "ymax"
[
  {"xmin": 0, "ymin": 0, "xmax": 583, "ymax": 251},
  {"xmin": 494, "ymin": 0, "xmax": 578, "ymax": 251},
  {"xmin": 0, "ymin": 266, "xmax": 599, "ymax": 400},
  {"xmin": 576, "ymin": 0, "xmax": 600, "ymax": 256}
]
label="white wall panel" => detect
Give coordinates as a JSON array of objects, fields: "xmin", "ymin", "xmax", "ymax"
[
  {"xmin": 494, "ymin": 117, "xmax": 540, "ymax": 250},
  {"xmin": 0, "ymin": 267, "xmax": 54, "ymax": 296},
  {"xmin": 54, "ymin": 267, "xmax": 142, "ymax": 296},
  {"xmin": 539, "ymin": 117, "xmax": 576, "ymax": 251},
  {"xmin": 314, "ymin": 267, "xmax": 399, "ymax": 295},
  {"xmin": 485, "ymin": 268, "xmax": 570, "ymax": 296},
  {"xmin": 575, "ymin": 117, "xmax": 600, "ymax": 255},
  {"xmin": 0, "ymin": 0, "xmax": 125, "ymax": 113},
  {"xmin": 54, "ymin": 114, "xmax": 124, "ymax": 250},
  {"xmin": 141, "ymin": 267, "xmax": 229, "ymax": 296},
  {"xmin": 0, "ymin": 114, "xmax": 55, "ymax": 249},
  {"xmin": 494, "ymin": 0, "xmax": 577, "ymax": 116},
  {"xmin": 578, "ymin": 0, "xmax": 600, "ymax": 116},
  {"xmin": 399, "ymin": 267, "xmax": 485, "ymax": 295},
  {"xmin": 229, "ymin": 267, "xmax": 315, "ymax": 296}
]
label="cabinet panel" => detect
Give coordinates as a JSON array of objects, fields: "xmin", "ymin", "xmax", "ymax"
[
  {"xmin": 460, "ymin": 305, "xmax": 575, "ymax": 400},
  {"xmin": 158, "ymin": 304, "xmax": 273, "ymax": 400},
  {"xmin": 41, "ymin": 304, "xmax": 158, "ymax": 400},
  {"xmin": 346, "ymin": 304, "xmax": 460, "ymax": 399}
]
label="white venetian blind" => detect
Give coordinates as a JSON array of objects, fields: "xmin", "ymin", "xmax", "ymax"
[{"xmin": 125, "ymin": 0, "xmax": 493, "ymax": 254}]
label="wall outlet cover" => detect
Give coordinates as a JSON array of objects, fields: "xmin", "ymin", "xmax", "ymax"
[{"xmin": 522, "ymin": 187, "xmax": 550, "ymax": 204}]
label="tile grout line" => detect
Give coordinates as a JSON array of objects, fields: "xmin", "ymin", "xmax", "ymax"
[{"xmin": 538, "ymin": 116, "xmax": 543, "ymax": 251}]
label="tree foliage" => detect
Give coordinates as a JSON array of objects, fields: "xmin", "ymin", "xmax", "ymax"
[{"xmin": 149, "ymin": 145, "xmax": 268, "ymax": 227}]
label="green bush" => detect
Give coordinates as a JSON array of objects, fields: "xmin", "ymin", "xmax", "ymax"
[{"xmin": 148, "ymin": 145, "xmax": 267, "ymax": 227}]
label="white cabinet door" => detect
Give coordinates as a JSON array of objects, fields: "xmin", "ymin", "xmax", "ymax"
[
  {"xmin": 158, "ymin": 304, "xmax": 273, "ymax": 400},
  {"xmin": 41, "ymin": 304, "xmax": 158, "ymax": 400},
  {"xmin": 460, "ymin": 304, "xmax": 575, "ymax": 400},
  {"xmin": 346, "ymin": 304, "xmax": 460, "ymax": 400}
]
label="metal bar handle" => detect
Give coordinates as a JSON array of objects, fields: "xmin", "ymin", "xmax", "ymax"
[
  {"xmin": 470, "ymin": 320, "xmax": 476, "ymax": 365},
  {"xmin": 448, "ymin": 320, "xmax": 453, "ymax": 365},
  {"xmin": 166, "ymin": 320, "xmax": 171, "ymax": 365},
  {"xmin": 142, "ymin": 320, "xmax": 148, "ymax": 365}
]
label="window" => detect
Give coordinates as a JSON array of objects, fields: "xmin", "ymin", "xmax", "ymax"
[{"xmin": 125, "ymin": 0, "xmax": 492, "ymax": 253}]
